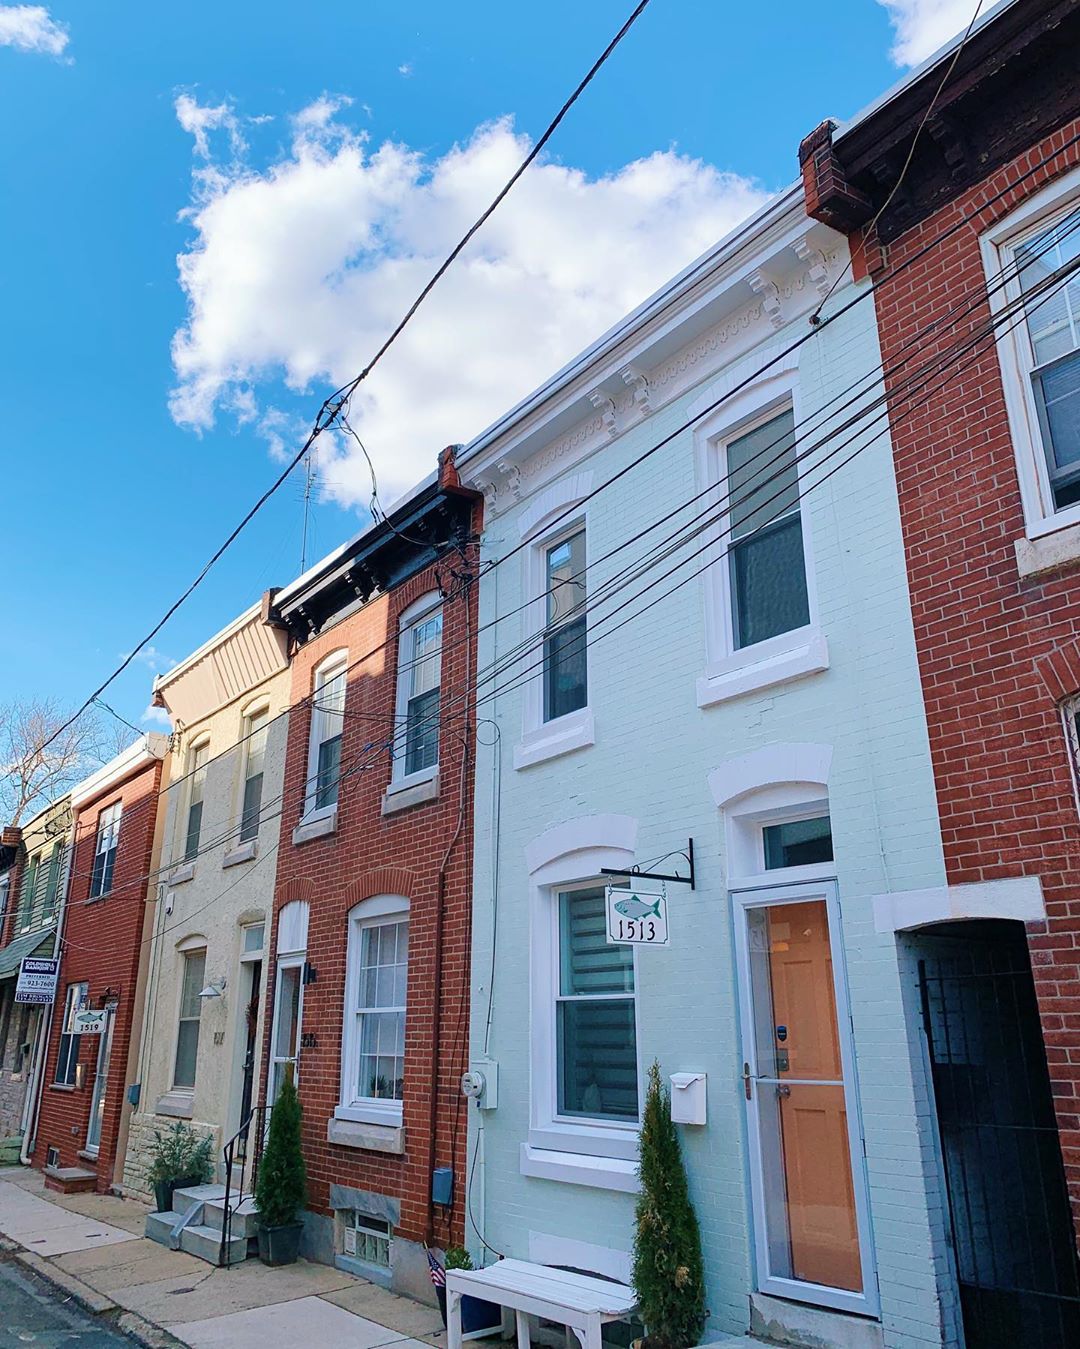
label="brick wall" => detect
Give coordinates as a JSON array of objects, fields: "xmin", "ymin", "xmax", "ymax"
[
  {"xmin": 33, "ymin": 758, "xmax": 161, "ymax": 1191},
  {"xmin": 855, "ymin": 118, "xmax": 1080, "ymax": 1231},
  {"xmin": 266, "ymin": 520, "xmax": 479, "ymax": 1256}
]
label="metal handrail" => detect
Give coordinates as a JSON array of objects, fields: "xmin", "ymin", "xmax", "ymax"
[{"xmin": 218, "ymin": 1103, "xmax": 269, "ymax": 1267}]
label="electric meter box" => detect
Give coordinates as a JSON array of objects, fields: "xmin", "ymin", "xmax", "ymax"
[{"xmin": 670, "ymin": 1071, "xmax": 706, "ymax": 1125}]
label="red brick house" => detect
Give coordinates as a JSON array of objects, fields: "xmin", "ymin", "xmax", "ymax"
[
  {"xmin": 33, "ymin": 735, "xmax": 167, "ymax": 1193},
  {"xmin": 261, "ymin": 449, "xmax": 480, "ymax": 1300},
  {"xmin": 801, "ymin": 1, "xmax": 1080, "ymax": 1342}
]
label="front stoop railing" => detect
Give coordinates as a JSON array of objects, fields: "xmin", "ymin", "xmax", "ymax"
[{"xmin": 219, "ymin": 1103, "xmax": 270, "ymax": 1267}]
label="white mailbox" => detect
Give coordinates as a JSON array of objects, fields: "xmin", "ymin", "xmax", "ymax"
[{"xmin": 670, "ymin": 1072, "xmax": 706, "ymax": 1125}]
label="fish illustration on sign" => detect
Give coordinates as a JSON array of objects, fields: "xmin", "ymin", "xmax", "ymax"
[{"xmin": 614, "ymin": 893, "xmax": 663, "ymax": 921}]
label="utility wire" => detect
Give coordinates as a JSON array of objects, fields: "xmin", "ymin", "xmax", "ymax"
[{"xmin": 30, "ymin": 0, "xmax": 656, "ymax": 765}]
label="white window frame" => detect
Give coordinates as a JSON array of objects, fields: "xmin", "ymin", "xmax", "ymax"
[
  {"xmin": 515, "ymin": 506, "xmax": 595, "ymax": 771},
  {"xmin": 337, "ymin": 894, "xmax": 409, "ymax": 1128},
  {"xmin": 981, "ymin": 164, "xmax": 1080, "ymax": 539},
  {"xmin": 89, "ymin": 801, "xmax": 122, "ymax": 899},
  {"xmin": 172, "ymin": 939, "xmax": 207, "ymax": 1092},
  {"xmin": 55, "ymin": 981, "xmax": 88, "ymax": 1086},
  {"xmin": 390, "ymin": 594, "xmax": 442, "ymax": 791},
  {"xmin": 182, "ymin": 737, "xmax": 210, "ymax": 862},
  {"xmin": 693, "ymin": 364, "xmax": 827, "ymax": 708},
  {"xmin": 238, "ymin": 703, "xmax": 271, "ymax": 843},
  {"xmin": 0, "ymin": 871, "xmax": 8, "ymax": 934},
  {"xmin": 303, "ymin": 650, "xmax": 347, "ymax": 822},
  {"xmin": 524, "ymin": 816, "xmax": 640, "ymax": 1190}
]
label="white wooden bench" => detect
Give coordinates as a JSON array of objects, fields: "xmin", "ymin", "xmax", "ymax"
[{"xmin": 446, "ymin": 1258, "xmax": 638, "ymax": 1349}]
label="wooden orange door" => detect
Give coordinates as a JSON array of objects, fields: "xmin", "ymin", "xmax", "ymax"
[{"xmin": 761, "ymin": 900, "xmax": 862, "ymax": 1292}]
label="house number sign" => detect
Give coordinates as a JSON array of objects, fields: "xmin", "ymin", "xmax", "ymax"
[{"xmin": 605, "ymin": 882, "xmax": 669, "ymax": 946}]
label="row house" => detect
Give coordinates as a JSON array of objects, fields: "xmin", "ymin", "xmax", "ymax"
[
  {"xmin": 800, "ymin": 1, "xmax": 1080, "ymax": 1344},
  {"xmin": 258, "ymin": 447, "xmax": 480, "ymax": 1300},
  {"xmin": 32, "ymin": 734, "xmax": 167, "ymax": 1192},
  {"xmin": 121, "ymin": 604, "xmax": 290, "ymax": 1198},
  {"xmin": 0, "ymin": 795, "xmax": 72, "ymax": 1162},
  {"xmin": 455, "ymin": 167, "xmax": 960, "ymax": 1349}
]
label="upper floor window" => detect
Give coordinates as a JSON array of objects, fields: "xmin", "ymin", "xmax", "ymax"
[
  {"xmin": 184, "ymin": 741, "xmax": 209, "ymax": 861},
  {"xmin": 16, "ymin": 852, "xmax": 39, "ymax": 932},
  {"xmin": 339, "ymin": 896, "xmax": 409, "ymax": 1126},
  {"xmin": 240, "ymin": 708, "xmax": 270, "ymax": 842},
  {"xmin": 307, "ymin": 653, "xmax": 346, "ymax": 816},
  {"xmin": 394, "ymin": 598, "xmax": 442, "ymax": 782},
  {"xmin": 724, "ymin": 406, "xmax": 810, "ymax": 650},
  {"xmin": 0, "ymin": 871, "xmax": 8, "ymax": 936},
  {"xmin": 556, "ymin": 884, "xmax": 637, "ymax": 1123},
  {"xmin": 89, "ymin": 802, "xmax": 121, "ymax": 899},
  {"xmin": 543, "ymin": 528, "xmax": 588, "ymax": 723}
]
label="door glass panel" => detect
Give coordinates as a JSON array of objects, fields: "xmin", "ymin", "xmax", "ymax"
[
  {"xmin": 746, "ymin": 899, "xmax": 863, "ymax": 1294},
  {"xmin": 86, "ymin": 1009, "xmax": 115, "ymax": 1152},
  {"xmin": 272, "ymin": 964, "xmax": 302, "ymax": 1101}
]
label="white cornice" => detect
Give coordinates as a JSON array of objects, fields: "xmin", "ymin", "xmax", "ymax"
[{"xmin": 71, "ymin": 733, "xmax": 169, "ymax": 809}]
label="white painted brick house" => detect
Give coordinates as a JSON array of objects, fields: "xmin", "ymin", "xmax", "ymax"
[{"xmin": 457, "ymin": 183, "xmax": 963, "ymax": 1348}]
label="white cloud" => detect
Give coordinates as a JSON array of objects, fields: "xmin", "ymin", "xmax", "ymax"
[
  {"xmin": 877, "ymin": 0, "xmax": 982, "ymax": 67},
  {"xmin": 141, "ymin": 704, "xmax": 173, "ymax": 730},
  {"xmin": 123, "ymin": 645, "xmax": 178, "ymax": 674},
  {"xmin": 0, "ymin": 4, "xmax": 69, "ymax": 57},
  {"xmin": 170, "ymin": 96, "xmax": 768, "ymax": 509},
  {"xmin": 397, "ymin": 63, "xmax": 413, "ymax": 77},
  {"xmin": 175, "ymin": 92, "xmax": 244, "ymax": 160}
]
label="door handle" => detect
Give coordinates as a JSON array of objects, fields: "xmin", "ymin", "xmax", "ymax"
[
  {"xmin": 743, "ymin": 1063, "xmax": 753, "ymax": 1100},
  {"xmin": 776, "ymin": 1085, "xmax": 791, "ymax": 1099}
]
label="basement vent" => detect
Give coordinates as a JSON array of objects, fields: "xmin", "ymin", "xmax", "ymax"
[
  {"xmin": 342, "ymin": 1211, "xmax": 392, "ymax": 1267},
  {"xmin": 46, "ymin": 1146, "xmax": 59, "ymax": 1168}
]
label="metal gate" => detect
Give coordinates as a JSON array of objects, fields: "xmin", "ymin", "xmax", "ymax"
[{"xmin": 919, "ymin": 927, "xmax": 1080, "ymax": 1348}]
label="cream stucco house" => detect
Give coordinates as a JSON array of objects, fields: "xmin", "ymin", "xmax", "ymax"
[{"xmin": 123, "ymin": 603, "xmax": 290, "ymax": 1195}]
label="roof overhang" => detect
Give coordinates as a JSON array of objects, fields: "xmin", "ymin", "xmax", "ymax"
[{"xmin": 70, "ymin": 733, "xmax": 168, "ymax": 809}]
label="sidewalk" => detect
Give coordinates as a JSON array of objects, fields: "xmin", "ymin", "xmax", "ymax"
[{"xmin": 0, "ymin": 1166, "xmax": 448, "ymax": 1349}]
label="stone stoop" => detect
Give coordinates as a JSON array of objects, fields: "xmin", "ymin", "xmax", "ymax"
[
  {"xmin": 144, "ymin": 1184, "xmax": 254, "ymax": 1266},
  {"xmin": 43, "ymin": 1165, "xmax": 97, "ymax": 1194}
]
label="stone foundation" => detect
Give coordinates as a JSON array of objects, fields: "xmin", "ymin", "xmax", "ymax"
[{"xmin": 123, "ymin": 1111, "xmax": 220, "ymax": 1199}]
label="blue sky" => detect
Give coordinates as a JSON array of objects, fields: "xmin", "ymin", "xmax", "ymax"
[{"xmin": 0, "ymin": 0, "xmax": 964, "ymax": 731}]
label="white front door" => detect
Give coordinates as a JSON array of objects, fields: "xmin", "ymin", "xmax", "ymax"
[
  {"xmin": 734, "ymin": 881, "xmax": 877, "ymax": 1317},
  {"xmin": 86, "ymin": 1007, "xmax": 115, "ymax": 1154},
  {"xmin": 269, "ymin": 959, "xmax": 304, "ymax": 1102}
]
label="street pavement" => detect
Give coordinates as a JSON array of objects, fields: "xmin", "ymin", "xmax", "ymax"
[{"xmin": 0, "ymin": 1256, "xmax": 131, "ymax": 1347}]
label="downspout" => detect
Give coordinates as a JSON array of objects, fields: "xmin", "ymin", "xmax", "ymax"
[{"xmin": 22, "ymin": 823, "xmax": 75, "ymax": 1165}]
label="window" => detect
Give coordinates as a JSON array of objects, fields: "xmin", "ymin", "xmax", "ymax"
[
  {"xmin": 307, "ymin": 654, "xmax": 346, "ymax": 815},
  {"xmin": 17, "ymin": 853, "xmax": 39, "ymax": 932},
  {"xmin": 184, "ymin": 742, "xmax": 209, "ymax": 861},
  {"xmin": 0, "ymin": 871, "xmax": 8, "ymax": 934},
  {"xmin": 1013, "ymin": 204, "xmax": 1080, "ymax": 512},
  {"xmin": 556, "ymin": 886, "xmax": 637, "ymax": 1122},
  {"xmin": 543, "ymin": 529, "xmax": 588, "ymax": 722},
  {"xmin": 342, "ymin": 1211, "xmax": 392, "ymax": 1267},
  {"xmin": 55, "ymin": 981, "xmax": 87, "ymax": 1085},
  {"xmin": 725, "ymin": 407, "xmax": 810, "ymax": 649},
  {"xmin": 394, "ymin": 600, "xmax": 442, "ymax": 780},
  {"xmin": 340, "ymin": 897, "xmax": 408, "ymax": 1123},
  {"xmin": 239, "ymin": 709, "xmax": 269, "ymax": 842},
  {"xmin": 763, "ymin": 815, "xmax": 834, "ymax": 869},
  {"xmin": 173, "ymin": 949, "xmax": 206, "ymax": 1089},
  {"xmin": 42, "ymin": 844, "xmax": 64, "ymax": 924},
  {"xmin": 89, "ymin": 802, "xmax": 121, "ymax": 898}
]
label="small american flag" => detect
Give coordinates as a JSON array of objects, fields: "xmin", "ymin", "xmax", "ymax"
[{"xmin": 427, "ymin": 1247, "xmax": 446, "ymax": 1288}]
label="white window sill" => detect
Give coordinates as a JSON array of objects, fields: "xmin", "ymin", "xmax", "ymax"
[
  {"xmin": 167, "ymin": 863, "xmax": 195, "ymax": 886},
  {"xmin": 697, "ymin": 627, "xmax": 829, "ymax": 708},
  {"xmin": 327, "ymin": 1114, "xmax": 405, "ymax": 1154},
  {"xmin": 334, "ymin": 1101, "xmax": 404, "ymax": 1128},
  {"xmin": 519, "ymin": 1143, "xmax": 639, "ymax": 1193},
  {"xmin": 223, "ymin": 839, "xmax": 257, "ymax": 868},
  {"xmin": 293, "ymin": 808, "xmax": 338, "ymax": 846},
  {"xmin": 1015, "ymin": 518, "xmax": 1080, "ymax": 578},
  {"xmin": 514, "ymin": 708, "xmax": 595, "ymax": 770},
  {"xmin": 381, "ymin": 770, "xmax": 439, "ymax": 815},
  {"xmin": 155, "ymin": 1091, "xmax": 194, "ymax": 1119}
]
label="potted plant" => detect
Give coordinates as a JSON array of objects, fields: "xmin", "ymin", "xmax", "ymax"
[
  {"xmin": 148, "ymin": 1122, "xmax": 214, "ymax": 1214},
  {"xmin": 434, "ymin": 1246, "xmax": 503, "ymax": 1338},
  {"xmin": 632, "ymin": 1062, "xmax": 706, "ymax": 1349},
  {"xmin": 254, "ymin": 1074, "xmax": 306, "ymax": 1265}
]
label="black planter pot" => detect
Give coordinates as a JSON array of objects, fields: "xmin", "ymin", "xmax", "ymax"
[
  {"xmin": 153, "ymin": 1175, "xmax": 202, "ymax": 1214},
  {"xmin": 435, "ymin": 1284, "xmax": 503, "ymax": 1337},
  {"xmin": 257, "ymin": 1221, "xmax": 304, "ymax": 1266}
]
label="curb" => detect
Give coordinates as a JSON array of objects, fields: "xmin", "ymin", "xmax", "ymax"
[{"xmin": 6, "ymin": 1246, "xmax": 187, "ymax": 1349}]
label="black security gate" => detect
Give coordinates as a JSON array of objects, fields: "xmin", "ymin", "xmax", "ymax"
[{"xmin": 919, "ymin": 922, "xmax": 1080, "ymax": 1348}]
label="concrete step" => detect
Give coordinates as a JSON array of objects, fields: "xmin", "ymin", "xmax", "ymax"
[
  {"xmin": 202, "ymin": 1195, "xmax": 259, "ymax": 1239},
  {"xmin": 179, "ymin": 1221, "xmax": 247, "ymax": 1266},
  {"xmin": 144, "ymin": 1210, "xmax": 181, "ymax": 1246},
  {"xmin": 172, "ymin": 1183, "xmax": 226, "ymax": 1217},
  {"xmin": 43, "ymin": 1166, "xmax": 96, "ymax": 1194}
]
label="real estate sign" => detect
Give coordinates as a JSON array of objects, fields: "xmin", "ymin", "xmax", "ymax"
[{"xmin": 15, "ymin": 957, "xmax": 59, "ymax": 1005}]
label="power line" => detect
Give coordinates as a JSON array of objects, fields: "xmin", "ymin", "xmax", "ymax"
[{"xmin": 30, "ymin": 0, "xmax": 656, "ymax": 766}]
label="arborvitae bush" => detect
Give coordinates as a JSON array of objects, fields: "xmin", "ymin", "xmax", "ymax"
[
  {"xmin": 255, "ymin": 1074, "xmax": 307, "ymax": 1229},
  {"xmin": 632, "ymin": 1061, "xmax": 707, "ymax": 1349}
]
